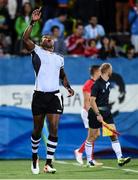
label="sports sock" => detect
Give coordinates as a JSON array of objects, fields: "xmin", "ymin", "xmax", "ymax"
[
  {"xmin": 85, "ymin": 140, "xmax": 93, "ymax": 162},
  {"xmin": 31, "ymin": 135, "xmax": 41, "ymax": 161},
  {"xmin": 46, "ymin": 135, "xmax": 58, "ymax": 165},
  {"xmin": 78, "ymin": 141, "xmax": 85, "ymax": 153},
  {"xmin": 111, "ymin": 140, "xmax": 122, "ymax": 160}
]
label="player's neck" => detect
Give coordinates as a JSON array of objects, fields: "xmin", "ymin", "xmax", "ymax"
[{"xmin": 101, "ymin": 74, "xmax": 109, "ymax": 81}]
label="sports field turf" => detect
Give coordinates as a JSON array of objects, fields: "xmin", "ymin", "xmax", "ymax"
[{"xmin": 0, "ymin": 159, "xmax": 138, "ymax": 179}]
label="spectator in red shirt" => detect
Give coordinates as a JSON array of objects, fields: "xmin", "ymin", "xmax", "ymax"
[
  {"xmin": 65, "ymin": 23, "xmax": 85, "ymax": 56},
  {"xmin": 84, "ymin": 39, "xmax": 99, "ymax": 58}
]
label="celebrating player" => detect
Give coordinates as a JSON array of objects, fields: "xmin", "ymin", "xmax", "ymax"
[
  {"xmin": 23, "ymin": 8, "xmax": 74, "ymax": 174},
  {"xmin": 74, "ymin": 65, "xmax": 103, "ymax": 166},
  {"xmin": 85, "ymin": 63, "xmax": 131, "ymax": 167}
]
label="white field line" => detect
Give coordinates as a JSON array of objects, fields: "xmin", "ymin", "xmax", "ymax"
[
  {"xmin": 55, "ymin": 160, "xmax": 138, "ymax": 174},
  {"xmin": 122, "ymin": 168, "xmax": 138, "ymax": 173}
]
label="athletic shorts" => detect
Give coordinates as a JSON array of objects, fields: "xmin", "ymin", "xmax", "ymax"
[
  {"xmin": 31, "ymin": 90, "xmax": 63, "ymax": 116},
  {"xmin": 88, "ymin": 108, "xmax": 114, "ymax": 129}
]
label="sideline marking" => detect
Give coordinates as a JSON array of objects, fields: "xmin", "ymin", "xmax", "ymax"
[{"xmin": 55, "ymin": 160, "xmax": 138, "ymax": 174}]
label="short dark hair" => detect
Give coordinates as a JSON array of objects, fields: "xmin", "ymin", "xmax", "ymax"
[
  {"xmin": 88, "ymin": 39, "xmax": 97, "ymax": 46},
  {"xmin": 89, "ymin": 16, "xmax": 97, "ymax": 20},
  {"xmin": 90, "ymin": 65, "xmax": 100, "ymax": 76},
  {"xmin": 126, "ymin": 44, "xmax": 135, "ymax": 52},
  {"xmin": 75, "ymin": 23, "xmax": 83, "ymax": 29},
  {"xmin": 51, "ymin": 25, "xmax": 60, "ymax": 32}
]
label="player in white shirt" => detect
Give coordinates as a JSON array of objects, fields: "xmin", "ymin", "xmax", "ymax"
[{"xmin": 23, "ymin": 7, "xmax": 74, "ymax": 174}]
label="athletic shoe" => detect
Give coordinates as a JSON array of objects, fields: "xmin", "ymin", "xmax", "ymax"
[
  {"xmin": 118, "ymin": 157, "xmax": 131, "ymax": 167},
  {"xmin": 87, "ymin": 160, "xmax": 95, "ymax": 167},
  {"xmin": 43, "ymin": 164, "xmax": 56, "ymax": 174},
  {"xmin": 74, "ymin": 149, "xmax": 83, "ymax": 165},
  {"xmin": 31, "ymin": 157, "xmax": 40, "ymax": 174},
  {"xmin": 92, "ymin": 160, "xmax": 103, "ymax": 166}
]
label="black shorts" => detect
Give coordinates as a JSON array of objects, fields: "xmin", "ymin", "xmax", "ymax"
[
  {"xmin": 88, "ymin": 108, "xmax": 114, "ymax": 129},
  {"xmin": 31, "ymin": 90, "xmax": 63, "ymax": 116}
]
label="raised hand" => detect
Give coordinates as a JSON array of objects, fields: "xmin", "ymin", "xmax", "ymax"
[{"xmin": 32, "ymin": 7, "xmax": 42, "ymax": 22}]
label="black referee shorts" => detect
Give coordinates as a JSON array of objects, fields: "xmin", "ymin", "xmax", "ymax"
[
  {"xmin": 88, "ymin": 108, "xmax": 114, "ymax": 129},
  {"xmin": 31, "ymin": 90, "xmax": 64, "ymax": 116}
]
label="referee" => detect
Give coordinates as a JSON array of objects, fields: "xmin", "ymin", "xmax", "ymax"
[
  {"xmin": 23, "ymin": 8, "xmax": 74, "ymax": 174},
  {"xmin": 85, "ymin": 63, "xmax": 131, "ymax": 167}
]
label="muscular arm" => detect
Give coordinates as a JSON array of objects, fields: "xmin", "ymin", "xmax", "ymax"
[
  {"xmin": 22, "ymin": 8, "xmax": 41, "ymax": 51},
  {"xmin": 90, "ymin": 96, "xmax": 100, "ymax": 115},
  {"xmin": 22, "ymin": 25, "xmax": 35, "ymax": 51},
  {"xmin": 83, "ymin": 92, "xmax": 90, "ymax": 111},
  {"xmin": 60, "ymin": 68, "xmax": 74, "ymax": 97},
  {"xmin": 90, "ymin": 96, "xmax": 103, "ymax": 122}
]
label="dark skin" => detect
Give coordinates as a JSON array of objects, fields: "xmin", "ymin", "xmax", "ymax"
[{"xmin": 23, "ymin": 8, "xmax": 74, "ymax": 138}]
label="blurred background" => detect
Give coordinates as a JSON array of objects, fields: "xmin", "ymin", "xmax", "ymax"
[{"xmin": 0, "ymin": 0, "xmax": 138, "ymax": 160}]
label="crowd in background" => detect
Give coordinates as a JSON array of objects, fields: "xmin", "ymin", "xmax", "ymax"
[{"xmin": 0, "ymin": 0, "xmax": 138, "ymax": 60}]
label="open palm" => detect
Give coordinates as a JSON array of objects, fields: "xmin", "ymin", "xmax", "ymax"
[{"xmin": 32, "ymin": 7, "xmax": 41, "ymax": 22}]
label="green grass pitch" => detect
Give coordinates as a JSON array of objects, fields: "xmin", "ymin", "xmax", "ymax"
[{"xmin": 0, "ymin": 159, "xmax": 138, "ymax": 179}]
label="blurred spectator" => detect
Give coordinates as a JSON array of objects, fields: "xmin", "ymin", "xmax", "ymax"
[
  {"xmin": 42, "ymin": 9, "xmax": 67, "ymax": 37},
  {"xmin": 72, "ymin": 0, "xmax": 116, "ymax": 33},
  {"xmin": 120, "ymin": 44, "xmax": 138, "ymax": 59},
  {"xmin": 109, "ymin": 37, "xmax": 119, "ymax": 57},
  {"xmin": 115, "ymin": 0, "xmax": 129, "ymax": 34},
  {"xmin": 65, "ymin": 23, "xmax": 85, "ymax": 56},
  {"xmin": 84, "ymin": 16, "xmax": 105, "ymax": 49},
  {"xmin": 64, "ymin": 11, "xmax": 79, "ymax": 37},
  {"xmin": 0, "ymin": 33, "xmax": 8, "ymax": 55},
  {"xmin": 16, "ymin": 0, "xmax": 35, "ymax": 16},
  {"xmin": 84, "ymin": 39, "xmax": 99, "ymax": 58},
  {"xmin": 15, "ymin": 2, "xmax": 41, "ymax": 55},
  {"xmin": 6, "ymin": 0, "xmax": 18, "ymax": 54},
  {"xmin": 126, "ymin": 44, "xmax": 138, "ymax": 59},
  {"xmin": 0, "ymin": 0, "xmax": 11, "ymax": 53},
  {"xmin": 99, "ymin": 36, "xmax": 117, "ymax": 60},
  {"xmin": 51, "ymin": 25, "xmax": 67, "ymax": 55},
  {"xmin": 129, "ymin": 1, "xmax": 138, "ymax": 52},
  {"xmin": 120, "ymin": 44, "xmax": 138, "ymax": 60},
  {"xmin": 7, "ymin": 0, "xmax": 17, "ymax": 20},
  {"xmin": 0, "ymin": 41, "xmax": 4, "ymax": 56}
]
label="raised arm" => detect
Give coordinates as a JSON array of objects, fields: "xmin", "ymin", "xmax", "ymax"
[
  {"xmin": 60, "ymin": 68, "xmax": 74, "ymax": 97},
  {"xmin": 22, "ymin": 7, "xmax": 41, "ymax": 51}
]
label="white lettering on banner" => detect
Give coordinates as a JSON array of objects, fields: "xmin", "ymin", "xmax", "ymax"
[
  {"xmin": 0, "ymin": 85, "xmax": 138, "ymax": 113},
  {"xmin": 60, "ymin": 86, "xmax": 83, "ymax": 113},
  {"xmin": 0, "ymin": 85, "xmax": 33, "ymax": 109}
]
